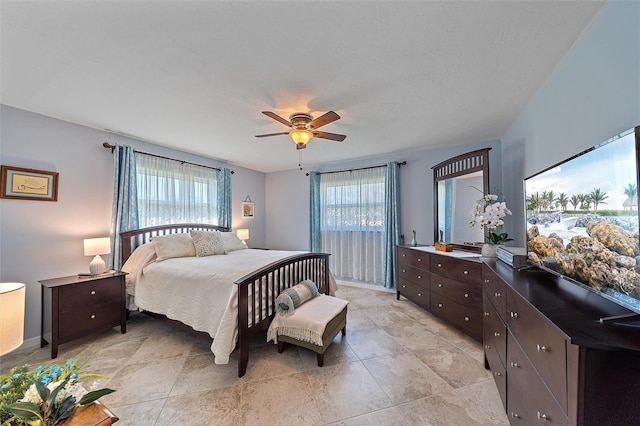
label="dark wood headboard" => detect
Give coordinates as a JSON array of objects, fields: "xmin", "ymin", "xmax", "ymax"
[{"xmin": 120, "ymin": 223, "xmax": 230, "ymax": 263}]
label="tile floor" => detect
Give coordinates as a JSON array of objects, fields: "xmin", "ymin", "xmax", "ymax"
[{"xmin": 1, "ymin": 284, "xmax": 509, "ymax": 426}]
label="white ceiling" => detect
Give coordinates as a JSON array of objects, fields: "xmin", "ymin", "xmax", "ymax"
[{"xmin": 1, "ymin": 1, "xmax": 604, "ymax": 173}]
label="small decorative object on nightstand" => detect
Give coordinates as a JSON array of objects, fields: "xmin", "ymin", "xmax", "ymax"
[
  {"xmin": 39, "ymin": 271, "xmax": 127, "ymax": 358},
  {"xmin": 236, "ymin": 228, "xmax": 249, "ymax": 246},
  {"xmin": 84, "ymin": 237, "xmax": 111, "ymax": 275}
]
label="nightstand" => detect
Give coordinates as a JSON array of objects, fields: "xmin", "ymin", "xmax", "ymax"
[{"xmin": 39, "ymin": 272, "xmax": 127, "ymax": 359}]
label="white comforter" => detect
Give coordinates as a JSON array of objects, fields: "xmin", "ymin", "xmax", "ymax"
[{"xmin": 127, "ymin": 248, "xmax": 332, "ymax": 364}]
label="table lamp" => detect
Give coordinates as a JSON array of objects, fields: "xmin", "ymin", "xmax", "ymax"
[
  {"xmin": 236, "ymin": 228, "xmax": 249, "ymax": 246},
  {"xmin": 0, "ymin": 282, "xmax": 26, "ymax": 356},
  {"xmin": 84, "ymin": 237, "xmax": 111, "ymax": 275}
]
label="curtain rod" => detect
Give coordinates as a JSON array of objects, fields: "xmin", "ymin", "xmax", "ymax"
[
  {"xmin": 305, "ymin": 161, "xmax": 406, "ymax": 176},
  {"xmin": 102, "ymin": 143, "xmax": 233, "ymax": 174}
]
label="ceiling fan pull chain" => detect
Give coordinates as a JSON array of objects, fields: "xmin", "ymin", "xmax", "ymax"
[{"xmin": 299, "ymin": 150, "xmax": 303, "ymax": 171}]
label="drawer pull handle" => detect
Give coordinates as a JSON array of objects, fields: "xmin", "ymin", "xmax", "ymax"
[
  {"xmin": 438, "ymin": 303, "xmax": 443, "ymax": 308},
  {"xmin": 464, "ymin": 316, "xmax": 469, "ymax": 321},
  {"xmin": 437, "ymin": 263, "xmax": 442, "ymax": 267},
  {"xmin": 494, "ymin": 292, "xmax": 501, "ymax": 298},
  {"xmin": 537, "ymin": 412, "xmax": 550, "ymax": 421},
  {"xmin": 91, "ymin": 290, "xmax": 96, "ymax": 295},
  {"xmin": 417, "ymin": 258, "xmax": 422, "ymax": 262},
  {"xmin": 510, "ymin": 311, "xmax": 518, "ymax": 318},
  {"xmin": 485, "ymin": 344, "xmax": 491, "ymax": 349},
  {"xmin": 402, "ymin": 254, "xmax": 406, "ymax": 257},
  {"xmin": 402, "ymin": 269, "xmax": 406, "ymax": 273},
  {"xmin": 438, "ymin": 283, "xmax": 443, "ymax": 288},
  {"xmin": 494, "ymin": 331, "xmax": 500, "ymax": 337},
  {"xmin": 510, "ymin": 362, "xmax": 520, "ymax": 368},
  {"xmin": 417, "ymin": 275, "xmax": 422, "ymax": 279},
  {"xmin": 537, "ymin": 344, "xmax": 549, "ymax": 353},
  {"xmin": 90, "ymin": 314, "xmax": 96, "ymax": 319},
  {"xmin": 464, "ymin": 293, "xmax": 469, "ymax": 298},
  {"xmin": 494, "ymin": 371, "xmax": 501, "ymax": 377},
  {"xmin": 484, "ymin": 312, "xmax": 490, "ymax": 316},
  {"xmin": 418, "ymin": 293, "xmax": 422, "ymax": 297},
  {"xmin": 511, "ymin": 412, "xmax": 520, "ymax": 419},
  {"xmin": 402, "ymin": 285, "xmax": 406, "ymax": 289},
  {"xmin": 484, "ymin": 279, "xmax": 490, "ymax": 283},
  {"xmin": 463, "ymin": 270, "xmax": 469, "ymax": 275}
]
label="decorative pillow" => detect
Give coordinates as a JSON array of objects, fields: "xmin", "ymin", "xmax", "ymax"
[
  {"xmin": 151, "ymin": 233, "xmax": 196, "ymax": 262},
  {"xmin": 121, "ymin": 242, "xmax": 157, "ymax": 285},
  {"xmin": 190, "ymin": 230, "xmax": 225, "ymax": 257},
  {"xmin": 220, "ymin": 232, "xmax": 247, "ymax": 252},
  {"xmin": 275, "ymin": 280, "xmax": 319, "ymax": 316}
]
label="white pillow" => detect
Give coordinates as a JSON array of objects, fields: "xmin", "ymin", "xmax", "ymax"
[
  {"xmin": 221, "ymin": 232, "xmax": 247, "ymax": 252},
  {"xmin": 151, "ymin": 233, "xmax": 196, "ymax": 261},
  {"xmin": 190, "ymin": 230, "xmax": 226, "ymax": 257},
  {"xmin": 121, "ymin": 242, "xmax": 157, "ymax": 285}
]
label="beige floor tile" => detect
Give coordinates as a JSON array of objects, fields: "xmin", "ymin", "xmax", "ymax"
[
  {"xmin": 345, "ymin": 327, "xmax": 406, "ymax": 360},
  {"xmin": 157, "ymin": 385, "xmax": 242, "ymax": 426},
  {"xmin": 109, "ymin": 399, "xmax": 165, "ymax": 426},
  {"xmin": 170, "ymin": 352, "xmax": 238, "ymax": 396},
  {"xmin": 328, "ymin": 406, "xmax": 409, "ymax": 425}
]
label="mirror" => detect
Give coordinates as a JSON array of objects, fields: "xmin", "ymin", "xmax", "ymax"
[{"xmin": 432, "ymin": 148, "xmax": 490, "ymax": 252}]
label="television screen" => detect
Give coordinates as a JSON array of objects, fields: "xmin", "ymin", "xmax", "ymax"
[{"xmin": 524, "ymin": 126, "xmax": 640, "ymax": 315}]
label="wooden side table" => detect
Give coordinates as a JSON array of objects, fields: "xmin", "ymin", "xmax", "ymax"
[{"xmin": 39, "ymin": 272, "xmax": 127, "ymax": 358}]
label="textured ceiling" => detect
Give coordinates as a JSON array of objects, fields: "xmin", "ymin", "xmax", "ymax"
[{"xmin": 1, "ymin": 1, "xmax": 603, "ymax": 173}]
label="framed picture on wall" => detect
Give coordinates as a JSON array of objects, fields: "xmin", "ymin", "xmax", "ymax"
[
  {"xmin": 0, "ymin": 165, "xmax": 59, "ymax": 201},
  {"xmin": 242, "ymin": 202, "xmax": 255, "ymax": 218}
]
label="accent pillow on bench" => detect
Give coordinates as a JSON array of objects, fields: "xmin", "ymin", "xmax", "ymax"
[{"xmin": 275, "ymin": 279, "xmax": 319, "ymax": 316}]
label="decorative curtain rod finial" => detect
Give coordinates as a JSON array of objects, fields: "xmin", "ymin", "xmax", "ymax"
[{"xmin": 102, "ymin": 142, "xmax": 116, "ymax": 153}]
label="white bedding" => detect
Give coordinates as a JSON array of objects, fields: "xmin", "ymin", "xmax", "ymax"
[{"xmin": 126, "ymin": 248, "xmax": 335, "ymax": 364}]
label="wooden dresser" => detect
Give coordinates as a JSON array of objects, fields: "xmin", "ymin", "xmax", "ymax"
[
  {"xmin": 397, "ymin": 246, "xmax": 483, "ymax": 341},
  {"xmin": 483, "ymin": 259, "xmax": 640, "ymax": 425}
]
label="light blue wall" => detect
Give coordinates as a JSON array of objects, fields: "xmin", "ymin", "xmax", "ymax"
[
  {"xmin": 265, "ymin": 140, "xmax": 502, "ymax": 251},
  {"xmin": 501, "ymin": 1, "xmax": 640, "ymax": 246},
  {"xmin": 0, "ymin": 105, "xmax": 266, "ymax": 345}
]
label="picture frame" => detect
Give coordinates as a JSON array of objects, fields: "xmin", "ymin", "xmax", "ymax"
[
  {"xmin": 242, "ymin": 201, "xmax": 255, "ymax": 218},
  {"xmin": 0, "ymin": 165, "xmax": 59, "ymax": 201}
]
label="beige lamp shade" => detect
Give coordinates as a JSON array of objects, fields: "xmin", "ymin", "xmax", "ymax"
[
  {"xmin": 0, "ymin": 282, "xmax": 26, "ymax": 356},
  {"xmin": 84, "ymin": 237, "xmax": 111, "ymax": 274},
  {"xmin": 236, "ymin": 229, "xmax": 249, "ymax": 241}
]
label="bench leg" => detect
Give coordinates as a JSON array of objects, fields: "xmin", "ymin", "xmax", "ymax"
[
  {"xmin": 341, "ymin": 326, "xmax": 346, "ymax": 336},
  {"xmin": 278, "ymin": 341, "xmax": 285, "ymax": 354},
  {"xmin": 317, "ymin": 353, "xmax": 324, "ymax": 367}
]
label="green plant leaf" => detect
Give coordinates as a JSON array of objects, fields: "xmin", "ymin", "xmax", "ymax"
[
  {"xmin": 52, "ymin": 396, "xmax": 76, "ymax": 422},
  {"xmin": 4, "ymin": 402, "xmax": 42, "ymax": 420},
  {"xmin": 30, "ymin": 378, "xmax": 50, "ymax": 403},
  {"xmin": 46, "ymin": 377, "xmax": 70, "ymax": 407},
  {"xmin": 78, "ymin": 388, "xmax": 115, "ymax": 405}
]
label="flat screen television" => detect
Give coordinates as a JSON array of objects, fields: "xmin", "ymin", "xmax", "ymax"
[{"xmin": 524, "ymin": 125, "xmax": 640, "ymax": 318}]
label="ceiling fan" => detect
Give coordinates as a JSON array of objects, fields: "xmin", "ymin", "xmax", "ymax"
[{"xmin": 255, "ymin": 111, "xmax": 347, "ymax": 150}]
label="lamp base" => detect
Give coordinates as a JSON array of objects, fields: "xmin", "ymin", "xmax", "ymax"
[{"xmin": 89, "ymin": 255, "xmax": 106, "ymax": 275}]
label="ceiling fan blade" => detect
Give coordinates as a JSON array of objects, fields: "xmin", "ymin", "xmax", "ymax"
[
  {"xmin": 262, "ymin": 111, "xmax": 292, "ymax": 127},
  {"xmin": 308, "ymin": 111, "xmax": 340, "ymax": 129},
  {"xmin": 255, "ymin": 132, "xmax": 290, "ymax": 138},
  {"xmin": 313, "ymin": 131, "xmax": 346, "ymax": 142}
]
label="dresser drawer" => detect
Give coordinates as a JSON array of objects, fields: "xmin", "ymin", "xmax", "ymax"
[
  {"xmin": 397, "ymin": 247, "xmax": 429, "ymax": 270},
  {"xmin": 431, "ymin": 273, "xmax": 481, "ymax": 308},
  {"xmin": 430, "ymin": 255, "xmax": 481, "ymax": 284},
  {"xmin": 431, "ymin": 293, "xmax": 482, "ymax": 341},
  {"xmin": 484, "ymin": 294, "xmax": 507, "ymax": 366},
  {"xmin": 482, "ymin": 265, "xmax": 507, "ymax": 320},
  {"xmin": 58, "ymin": 277, "xmax": 122, "ymax": 311},
  {"xmin": 507, "ymin": 292, "xmax": 568, "ymax": 411},
  {"xmin": 507, "ymin": 334, "xmax": 568, "ymax": 425},
  {"xmin": 58, "ymin": 299, "xmax": 123, "ymax": 343},
  {"xmin": 398, "ymin": 264, "xmax": 429, "ymax": 288},
  {"xmin": 484, "ymin": 342, "xmax": 507, "ymax": 410},
  {"xmin": 398, "ymin": 279, "xmax": 430, "ymax": 310}
]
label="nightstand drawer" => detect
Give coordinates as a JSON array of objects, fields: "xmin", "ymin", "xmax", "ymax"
[
  {"xmin": 431, "ymin": 273, "xmax": 481, "ymax": 307},
  {"xmin": 430, "ymin": 255, "xmax": 481, "ymax": 284},
  {"xmin": 398, "ymin": 279, "xmax": 430, "ymax": 310},
  {"xmin": 398, "ymin": 265, "xmax": 429, "ymax": 288},
  {"xmin": 58, "ymin": 277, "xmax": 122, "ymax": 311},
  {"xmin": 397, "ymin": 247, "xmax": 429, "ymax": 269},
  {"xmin": 58, "ymin": 299, "xmax": 122, "ymax": 342},
  {"xmin": 431, "ymin": 293, "xmax": 482, "ymax": 341}
]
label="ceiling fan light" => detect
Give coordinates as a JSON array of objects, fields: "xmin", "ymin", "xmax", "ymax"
[{"xmin": 289, "ymin": 130, "xmax": 313, "ymax": 145}]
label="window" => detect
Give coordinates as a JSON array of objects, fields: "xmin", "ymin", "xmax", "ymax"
[{"xmin": 136, "ymin": 153, "xmax": 219, "ymax": 227}]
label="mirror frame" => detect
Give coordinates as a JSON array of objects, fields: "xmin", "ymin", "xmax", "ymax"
[{"xmin": 432, "ymin": 148, "xmax": 490, "ymax": 253}]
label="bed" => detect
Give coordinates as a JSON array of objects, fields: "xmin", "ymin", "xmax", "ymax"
[{"xmin": 120, "ymin": 223, "xmax": 332, "ymax": 377}]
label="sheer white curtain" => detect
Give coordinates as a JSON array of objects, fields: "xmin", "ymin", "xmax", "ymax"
[
  {"xmin": 136, "ymin": 153, "xmax": 218, "ymax": 227},
  {"xmin": 319, "ymin": 167, "xmax": 385, "ymax": 284}
]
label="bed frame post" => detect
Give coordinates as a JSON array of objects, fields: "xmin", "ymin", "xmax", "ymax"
[{"xmin": 237, "ymin": 281, "xmax": 250, "ymax": 378}]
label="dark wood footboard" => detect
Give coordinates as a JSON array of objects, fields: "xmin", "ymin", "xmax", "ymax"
[{"xmin": 234, "ymin": 252, "xmax": 331, "ymax": 377}]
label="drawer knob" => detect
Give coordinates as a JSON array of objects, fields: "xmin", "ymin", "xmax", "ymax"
[
  {"xmin": 402, "ymin": 269, "xmax": 406, "ymax": 273},
  {"xmin": 510, "ymin": 362, "xmax": 520, "ymax": 368},
  {"xmin": 494, "ymin": 331, "xmax": 500, "ymax": 337},
  {"xmin": 484, "ymin": 279, "xmax": 490, "ymax": 283},
  {"xmin": 90, "ymin": 290, "xmax": 96, "ymax": 295},
  {"xmin": 438, "ymin": 283, "xmax": 443, "ymax": 288},
  {"xmin": 464, "ymin": 293, "xmax": 469, "ymax": 298},
  {"xmin": 484, "ymin": 312, "xmax": 490, "ymax": 316},
  {"xmin": 485, "ymin": 344, "xmax": 491, "ymax": 349},
  {"xmin": 537, "ymin": 344, "xmax": 549, "ymax": 353},
  {"xmin": 494, "ymin": 371, "xmax": 501, "ymax": 377},
  {"xmin": 438, "ymin": 303, "xmax": 443, "ymax": 308},
  {"xmin": 537, "ymin": 412, "xmax": 550, "ymax": 421},
  {"xmin": 510, "ymin": 311, "xmax": 518, "ymax": 318},
  {"xmin": 437, "ymin": 263, "xmax": 442, "ymax": 267},
  {"xmin": 463, "ymin": 270, "xmax": 469, "ymax": 275},
  {"xmin": 511, "ymin": 412, "xmax": 520, "ymax": 419},
  {"xmin": 418, "ymin": 293, "xmax": 422, "ymax": 297},
  {"xmin": 402, "ymin": 285, "xmax": 406, "ymax": 289},
  {"xmin": 417, "ymin": 275, "xmax": 422, "ymax": 279},
  {"xmin": 417, "ymin": 258, "xmax": 422, "ymax": 262},
  {"xmin": 90, "ymin": 314, "xmax": 96, "ymax": 319},
  {"xmin": 464, "ymin": 316, "xmax": 470, "ymax": 321},
  {"xmin": 402, "ymin": 254, "xmax": 406, "ymax": 257},
  {"xmin": 494, "ymin": 292, "xmax": 501, "ymax": 298}
]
